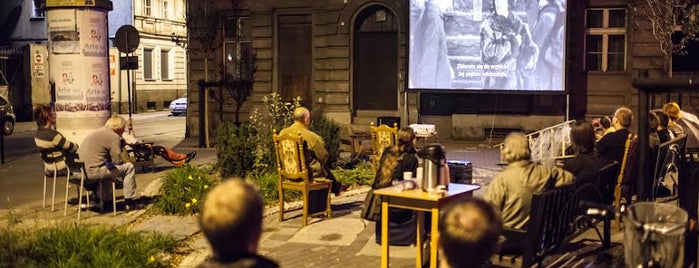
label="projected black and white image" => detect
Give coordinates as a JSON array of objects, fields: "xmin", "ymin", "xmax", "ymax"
[{"xmin": 409, "ymin": 0, "xmax": 566, "ymax": 91}]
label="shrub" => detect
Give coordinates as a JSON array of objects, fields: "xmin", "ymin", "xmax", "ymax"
[
  {"xmin": 154, "ymin": 165, "xmax": 216, "ymax": 215},
  {"xmin": 215, "ymin": 122, "xmax": 257, "ymax": 178},
  {"xmin": 332, "ymin": 161, "xmax": 375, "ymax": 187},
  {"xmin": 248, "ymin": 93, "xmax": 302, "ymax": 175},
  {"xmin": 0, "ymin": 225, "xmax": 180, "ymax": 267},
  {"xmin": 250, "ymin": 172, "xmax": 300, "ymax": 206},
  {"xmin": 309, "ymin": 112, "xmax": 342, "ymax": 169}
]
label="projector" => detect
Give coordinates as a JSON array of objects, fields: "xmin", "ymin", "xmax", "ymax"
[{"xmin": 409, "ymin": 124, "xmax": 436, "ymax": 137}]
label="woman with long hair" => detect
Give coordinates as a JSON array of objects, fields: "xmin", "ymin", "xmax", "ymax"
[
  {"xmin": 563, "ymin": 120, "xmax": 601, "ymax": 185},
  {"xmin": 372, "ymin": 127, "xmax": 419, "ymax": 245}
]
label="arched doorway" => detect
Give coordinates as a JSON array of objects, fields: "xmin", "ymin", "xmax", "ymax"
[{"xmin": 353, "ymin": 5, "xmax": 398, "ymax": 112}]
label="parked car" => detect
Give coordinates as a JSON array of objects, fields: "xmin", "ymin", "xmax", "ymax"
[
  {"xmin": 0, "ymin": 95, "xmax": 16, "ymax": 135},
  {"xmin": 169, "ymin": 94, "xmax": 187, "ymax": 116}
]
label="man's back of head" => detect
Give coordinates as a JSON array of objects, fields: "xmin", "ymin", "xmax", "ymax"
[
  {"xmin": 614, "ymin": 107, "xmax": 633, "ymax": 129},
  {"xmin": 439, "ymin": 198, "xmax": 503, "ymax": 268},
  {"xmin": 200, "ymin": 179, "xmax": 264, "ymax": 259}
]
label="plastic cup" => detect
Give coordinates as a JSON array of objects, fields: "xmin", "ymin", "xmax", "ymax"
[{"xmin": 403, "ymin": 171, "xmax": 413, "ymax": 181}]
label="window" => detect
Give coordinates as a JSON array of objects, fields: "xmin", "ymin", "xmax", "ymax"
[
  {"xmin": 161, "ymin": 49, "xmax": 171, "ymax": 80},
  {"xmin": 161, "ymin": 0, "xmax": 169, "ymax": 19},
  {"xmin": 144, "ymin": 0, "xmax": 152, "ymax": 16},
  {"xmin": 31, "ymin": 0, "xmax": 45, "ymax": 18},
  {"xmin": 585, "ymin": 8, "xmax": 626, "ymax": 72},
  {"xmin": 277, "ymin": 14, "xmax": 312, "ymax": 105},
  {"xmin": 143, "ymin": 48, "xmax": 154, "ymax": 80},
  {"xmin": 223, "ymin": 16, "xmax": 253, "ymax": 80}
]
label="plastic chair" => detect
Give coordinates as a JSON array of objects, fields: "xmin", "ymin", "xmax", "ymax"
[{"xmin": 273, "ymin": 130, "xmax": 332, "ymax": 226}]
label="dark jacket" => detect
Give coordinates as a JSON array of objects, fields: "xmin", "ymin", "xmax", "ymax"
[
  {"xmin": 196, "ymin": 254, "xmax": 279, "ymax": 268},
  {"xmin": 596, "ymin": 128, "xmax": 631, "ymax": 165}
]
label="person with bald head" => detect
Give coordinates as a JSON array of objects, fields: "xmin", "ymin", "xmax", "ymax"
[
  {"xmin": 197, "ymin": 179, "xmax": 278, "ymax": 268},
  {"xmin": 279, "ymin": 107, "xmax": 345, "ymax": 195}
]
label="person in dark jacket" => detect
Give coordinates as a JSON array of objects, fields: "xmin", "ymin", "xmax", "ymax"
[
  {"xmin": 596, "ymin": 107, "xmax": 634, "ymax": 166},
  {"xmin": 197, "ymin": 179, "xmax": 278, "ymax": 268},
  {"xmin": 373, "ymin": 127, "xmax": 419, "ymax": 245},
  {"xmin": 563, "ymin": 120, "xmax": 601, "ymax": 185}
]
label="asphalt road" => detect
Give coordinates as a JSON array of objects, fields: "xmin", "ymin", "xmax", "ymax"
[{"xmin": 0, "ymin": 111, "xmax": 186, "ymax": 210}]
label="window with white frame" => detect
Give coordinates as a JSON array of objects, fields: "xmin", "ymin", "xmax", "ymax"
[
  {"xmin": 161, "ymin": 0, "xmax": 169, "ymax": 19},
  {"xmin": 161, "ymin": 49, "xmax": 171, "ymax": 80},
  {"xmin": 585, "ymin": 8, "xmax": 626, "ymax": 72},
  {"xmin": 223, "ymin": 16, "xmax": 253, "ymax": 80},
  {"xmin": 144, "ymin": 48, "xmax": 154, "ymax": 80},
  {"xmin": 144, "ymin": 0, "xmax": 152, "ymax": 16}
]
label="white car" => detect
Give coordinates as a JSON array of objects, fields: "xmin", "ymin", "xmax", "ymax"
[{"xmin": 169, "ymin": 94, "xmax": 187, "ymax": 116}]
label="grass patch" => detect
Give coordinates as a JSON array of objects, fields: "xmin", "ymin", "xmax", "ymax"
[
  {"xmin": 333, "ymin": 161, "xmax": 374, "ymax": 187},
  {"xmin": 0, "ymin": 225, "xmax": 181, "ymax": 267}
]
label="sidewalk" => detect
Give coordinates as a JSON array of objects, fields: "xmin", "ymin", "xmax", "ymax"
[{"xmin": 0, "ymin": 136, "xmax": 619, "ymax": 267}]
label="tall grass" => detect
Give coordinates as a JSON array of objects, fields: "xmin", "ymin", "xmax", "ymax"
[{"xmin": 0, "ymin": 225, "xmax": 180, "ymax": 267}]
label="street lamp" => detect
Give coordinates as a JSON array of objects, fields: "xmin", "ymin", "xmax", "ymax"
[{"xmin": 170, "ymin": 32, "xmax": 187, "ymax": 48}]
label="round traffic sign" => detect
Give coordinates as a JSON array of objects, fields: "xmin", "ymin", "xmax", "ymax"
[{"xmin": 114, "ymin": 25, "xmax": 140, "ymax": 53}]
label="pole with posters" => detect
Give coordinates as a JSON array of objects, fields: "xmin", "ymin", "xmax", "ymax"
[{"xmin": 46, "ymin": 0, "xmax": 113, "ymax": 143}]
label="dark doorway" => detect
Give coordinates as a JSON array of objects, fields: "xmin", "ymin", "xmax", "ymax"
[{"xmin": 353, "ymin": 6, "xmax": 398, "ymax": 111}]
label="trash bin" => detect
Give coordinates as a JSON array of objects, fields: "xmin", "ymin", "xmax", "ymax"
[{"xmin": 623, "ymin": 202, "xmax": 688, "ymax": 268}]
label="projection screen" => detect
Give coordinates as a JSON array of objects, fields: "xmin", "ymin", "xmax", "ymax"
[{"xmin": 408, "ymin": 0, "xmax": 567, "ymax": 92}]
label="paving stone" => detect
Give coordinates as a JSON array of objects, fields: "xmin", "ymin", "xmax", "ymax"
[{"xmin": 131, "ymin": 215, "xmax": 200, "ymax": 241}]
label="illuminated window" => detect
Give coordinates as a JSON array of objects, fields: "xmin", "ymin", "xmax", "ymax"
[
  {"xmin": 585, "ymin": 8, "xmax": 626, "ymax": 72},
  {"xmin": 223, "ymin": 16, "xmax": 253, "ymax": 80}
]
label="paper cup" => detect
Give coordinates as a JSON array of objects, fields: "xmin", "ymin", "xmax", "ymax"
[{"xmin": 403, "ymin": 171, "xmax": 413, "ymax": 181}]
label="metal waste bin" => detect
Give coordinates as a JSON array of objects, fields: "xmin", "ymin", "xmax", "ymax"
[{"xmin": 623, "ymin": 202, "xmax": 688, "ymax": 268}]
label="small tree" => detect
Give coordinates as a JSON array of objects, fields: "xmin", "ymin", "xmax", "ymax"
[
  {"xmin": 630, "ymin": 0, "xmax": 699, "ymax": 77},
  {"xmin": 222, "ymin": 51, "xmax": 256, "ymax": 124}
]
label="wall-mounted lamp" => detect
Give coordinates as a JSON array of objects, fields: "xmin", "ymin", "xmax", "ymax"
[{"xmin": 170, "ymin": 32, "xmax": 187, "ymax": 48}]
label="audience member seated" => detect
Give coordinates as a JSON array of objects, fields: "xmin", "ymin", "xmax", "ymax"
[
  {"xmin": 563, "ymin": 120, "xmax": 601, "ymax": 185},
  {"xmin": 33, "ymin": 104, "xmax": 79, "ymax": 175},
  {"xmin": 438, "ymin": 197, "xmax": 503, "ymax": 268},
  {"xmin": 121, "ymin": 132, "xmax": 196, "ymax": 166},
  {"xmin": 372, "ymin": 127, "xmax": 419, "ymax": 245},
  {"xmin": 664, "ymin": 101, "xmax": 699, "ymax": 150},
  {"xmin": 596, "ymin": 107, "xmax": 634, "ymax": 166},
  {"xmin": 279, "ymin": 107, "xmax": 346, "ymax": 196},
  {"xmin": 654, "ymin": 110, "xmax": 674, "ymax": 144},
  {"xmin": 197, "ymin": 179, "xmax": 279, "ymax": 268},
  {"xmin": 485, "ymin": 132, "xmax": 573, "ymax": 233},
  {"xmin": 77, "ymin": 115, "xmax": 144, "ymax": 211}
]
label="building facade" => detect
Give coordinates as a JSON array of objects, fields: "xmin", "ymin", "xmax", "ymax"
[
  {"xmin": 0, "ymin": 0, "xmax": 187, "ymax": 118},
  {"xmin": 185, "ymin": 0, "xmax": 699, "ymax": 140}
]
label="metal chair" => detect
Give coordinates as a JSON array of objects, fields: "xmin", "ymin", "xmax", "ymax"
[
  {"xmin": 42, "ymin": 161, "xmax": 71, "ymax": 212},
  {"xmin": 273, "ymin": 130, "xmax": 332, "ymax": 226},
  {"xmin": 64, "ymin": 158, "xmax": 119, "ymax": 220}
]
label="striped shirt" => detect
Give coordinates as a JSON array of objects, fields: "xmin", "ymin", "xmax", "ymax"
[{"xmin": 34, "ymin": 126, "xmax": 79, "ymax": 172}]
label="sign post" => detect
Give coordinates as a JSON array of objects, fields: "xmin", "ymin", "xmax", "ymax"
[{"xmin": 114, "ymin": 25, "xmax": 140, "ymax": 135}]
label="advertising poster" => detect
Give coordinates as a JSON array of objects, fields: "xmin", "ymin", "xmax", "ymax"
[
  {"xmin": 409, "ymin": 0, "xmax": 566, "ymax": 91},
  {"xmin": 81, "ymin": 10, "xmax": 108, "ymax": 57},
  {"xmin": 85, "ymin": 59, "xmax": 111, "ymax": 113},
  {"xmin": 53, "ymin": 56, "xmax": 83, "ymax": 116},
  {"xmin": 47, "ymin": 9, "xmax": 80, "ymax": 55}
]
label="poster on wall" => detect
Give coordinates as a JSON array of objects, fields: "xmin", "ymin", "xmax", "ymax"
[
  {"xmin": 47, "ymin": 9, "xmax": 80, "ymax": 55},
  {"xmin": 81, "ymin": 10, "xmax": 107, "ymax": 57}
]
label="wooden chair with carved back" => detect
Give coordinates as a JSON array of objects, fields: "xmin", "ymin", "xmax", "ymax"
[
  {"xmin": 273, "ymin": 130, "xmax": 333, "ymax": 226},
  {"xmin": 370, "ymin": 122, "xmax": 398, "ymax": 171}
]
